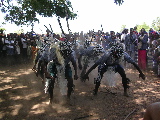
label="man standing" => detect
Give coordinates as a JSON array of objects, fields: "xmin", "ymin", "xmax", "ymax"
[
  {"xmin": 128, "ymin": 28, "xmax": 138, "ymax": 62},
  {"xmin": 138, "ymin": 28, "xmax": 148, "ymax": 70},
  {"xmin": 21, "ymin": 35, "xmax": 28, "ymax": 61}
]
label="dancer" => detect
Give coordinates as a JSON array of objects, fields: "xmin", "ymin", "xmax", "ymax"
[{"xmin": 82, "ymin": 43, "xmax": 145, "ymax": 96}]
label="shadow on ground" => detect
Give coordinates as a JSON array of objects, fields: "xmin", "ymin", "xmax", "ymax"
[{"xmin": 0, "ymin": 60, "xmax": 160, "ymax": 120}]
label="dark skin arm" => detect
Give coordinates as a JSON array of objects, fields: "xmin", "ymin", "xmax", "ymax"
[
  {"xmin": 132, "ymin": 62, "xmax": 145, "ymax": 80},
  {"xmin": 36, "ymin": 59, "xmax": 42, "ymax": 77},
  {"xmin": 83, "ymin": 61, "xmax": 145, "ymax": 80},
  {"xmin": 124, "ymin": 51, "xmax": 145, "ymax": 80},
  {"xmin": 71, "ymin": 56, "xmax": 78, "ymax": 80},
  {"xmin": 77, "ymin": 54, "xmax": 82, "ymax": 70},
  {"xmin": 45, "ymin": 71, "xmax": 54, "ymax": 79},
  {"xmin": 82, "ymin": 63, "xmax": 99, "ymax": 80}
]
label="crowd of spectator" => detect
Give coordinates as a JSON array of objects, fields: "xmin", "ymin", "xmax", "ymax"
[
  {"xmin": 0, "ymin": 27, "xmax": 160, "ymax": 77},
  {"xmin": 0, "ymin": 32, "xmax": 39, "ymax": 65},
  {"xmin": 85, "ymin": 27, "xmax": 160, "ymax": 77}
]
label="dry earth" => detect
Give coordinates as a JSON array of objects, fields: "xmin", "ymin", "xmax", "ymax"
[{"xmin": 0, "ymin": 59, "xmax": 160, "ymax": 120}]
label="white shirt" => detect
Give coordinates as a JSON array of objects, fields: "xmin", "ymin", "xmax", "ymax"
[
  {"xmin": 2, "ymin": 39, "xmax": 8, "ymax": 50},
  {"xmin": 21, "ymin": 38, "xmax": 27, "ymax": 48},
  {"xmin": 7, "ymin": 40, "xmax": 14, "ymax": 49}
]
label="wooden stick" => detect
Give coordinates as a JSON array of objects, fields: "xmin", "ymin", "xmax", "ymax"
[
  {"xmin": 124, "ymin": 109, "xmax": 136, "ymax": 120},
  {"xmin": 74, "ymin": 115, "xmax": 93, "ymax": 120},
  {"xmin": 99, "ymin": 88, "xmax": 117, "ymax": 95}
]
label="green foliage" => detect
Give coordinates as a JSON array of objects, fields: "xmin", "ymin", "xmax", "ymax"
[
  {"xmin": 14, "ymin": 29, "xmax": 24, "ymax": 34},
  {"xmin": 0, "ymin": 28, "xmax": 6, "ymax": 31},
  {"xmin": 120, "ymin": 25, "xmax": 126, "ymax": 32},
  {"xmin": 0, "ymin": 0, "xmax": 124, "ymax": 27},
  {"xmin": 151, "ymin": 17, "xmax": 160, "ymax": 31},
  {"xmin": 0, "ymin": 0, "xmax": 77, "ymax": 26},
  {"xmin": 114, "ymin": 0, "xmax": 124, "ymax": 5},
  {"xmin": 136, "ymin": 22, "xmax": 150, "ymax": 32},
  {"xmin": 120, "ymin": 23, "xmax": 150, "ymax": 33},
  {"xmin": 1, "ymin": 22, "xmax": 6, "ymax": 25},
  {"xmin": 0, "ymin": 28, "xmax": 6, "ymax": 34}
]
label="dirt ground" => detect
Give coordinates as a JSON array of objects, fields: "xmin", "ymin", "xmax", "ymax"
[{"xmin": 0, "ymin": 59, "xmax": 160, "ymax": 120}]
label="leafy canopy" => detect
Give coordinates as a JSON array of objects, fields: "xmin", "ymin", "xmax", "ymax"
[
  {"xmin": 0, "ymin": 0, "xmax": 124, "ymax": 27},
  {"xmin": 0, "ymin": 0, "xmax": 78, "ymax": 26},
  {"xmin": 151, "ymin": 17, "xmax": 160, "ymax": 31},
  {"xmin": 114, "ymin": 0, "xmax": 124, "ymax": 5}
]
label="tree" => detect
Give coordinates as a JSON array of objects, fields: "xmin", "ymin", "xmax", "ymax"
[
  {"xmin": 151, "ymin": 17, "xmax": 160, "ymax": 31},
  {"xmin": 120, "ymin": 25, "xmax": 126, "ymax": 32},
  {"xmin": 0, "ymin": 0, "xmax": 124, "ymax": 34},
  {"xmin": 136, "ymin": 22, "xmax": 150, "ymax": 32},
  {"xmin": 0, "ymin": 0, "xmax": 77, "ymax": 25},
  {"xmin": 114, "ymin": 0, "xmax": 124, "ymax": 5},
  {"xmin": 0, "ymin": 0, "xmax": 78, "ymax": 34},
  {"xmin": 14, "ymin": 29, "xmax": 24, "ymax": 34},
  {"xmin": 0, "ymin": 28, "xmax": 6, "ymax": 31},
  {"xmin": 0, "ymin": 28, "xmax": 6, "ymax": 35}
]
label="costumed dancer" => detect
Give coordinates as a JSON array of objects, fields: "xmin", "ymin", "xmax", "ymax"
[
  {"xmin": 77, "ymin": 39, "xmax": 92, "ymax": 70},
  {"xmin": 44, "ymin": 43, "xmax": 66, "ymax": 104},
  {"xmin": 44, "ymin": 41, "xmax": 78, "ymax": 104},
  {"xmin": 71, "ymin": 39, "xmax": 83, "ymax": 59},
  {"xmin": 78, "ymin": 42, "xmax": 105, "ymax": 82},
  {"xmin": 32, "ymin": 47, "xmax": 44, "ymax": 72},
  {"xmin": 32, "ymin": 37, "xmax": 53, "ymax": 71},
  {"xmin": 82, "ymin": 43, "xmax": 145, "ymax": 97},
  {"xmin": 58, "ymin": 41, "xmax": 78, "ymax": 98},
  {"xmin": 36, "ymin": 40, "xmax": 51, "ymax": 81}
]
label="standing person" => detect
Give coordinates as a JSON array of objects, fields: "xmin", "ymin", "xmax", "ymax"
[
  {"xmin": 106, "ymin": 31, "xmax": 118, "ymax": 49},
  {"xmin": 121, "ymin": 28, "xmax": 129, "ymax": 52},
  {"xmin": 149, "ymin": 28, "xmax": 156, "ymax": 46},
  {"xmin": 30, "ymin": 37, "xmax": 38, "ymax": 61},
  {"xmin": 138, "ymin": 28, "xmax": 148, "ymax": 70},
  {"xmin": 133, "ymin": 26, "xmax": 139, "ymax": 65},
  {"xmin": 0, "ymin": 36, "xmax": 5, "ymax": 58},
  {"xmin": 103, "ymin": 32, "xmax": 110, "ymax": 50},
  {"xmin": 21, "ymin": 35, "xmax": 28, "ymax": 61},
  {"xmin": 6, "ymin": 36, "xmax": 15, "ymax": 65},
  {"xmin": 128, "ymin": 28, "xmax": 138, "ymax": 62},
  {"xmin": 0, "ymin": 37, "xmax": 3, "ymax": 57},
  {"xmin": 2, "ymin": 36, "xmax": 8, "ymax": 58},
  {"xmin": 133, "ymin": 26, "xmax": 138, "ymax": 35},
  {"xmin": 14, "ymin": 39, "xmax": 21, "ymax": 61},
  {"xmin": 0, "ymin": 30, "xmax": 4, "ymax": 57},
  {"xmin": 153, "ymin": 45, "xmax": 160, "ymax": 76}
]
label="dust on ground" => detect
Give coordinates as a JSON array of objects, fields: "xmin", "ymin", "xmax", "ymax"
[{"xmin": 0, "ymin": 61, "xmax": 160, "ymax": 120}]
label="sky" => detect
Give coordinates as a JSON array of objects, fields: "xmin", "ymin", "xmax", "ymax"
[{"xmin": 0, "ymin": 0, "xmax": 160, "ymax": 34}]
